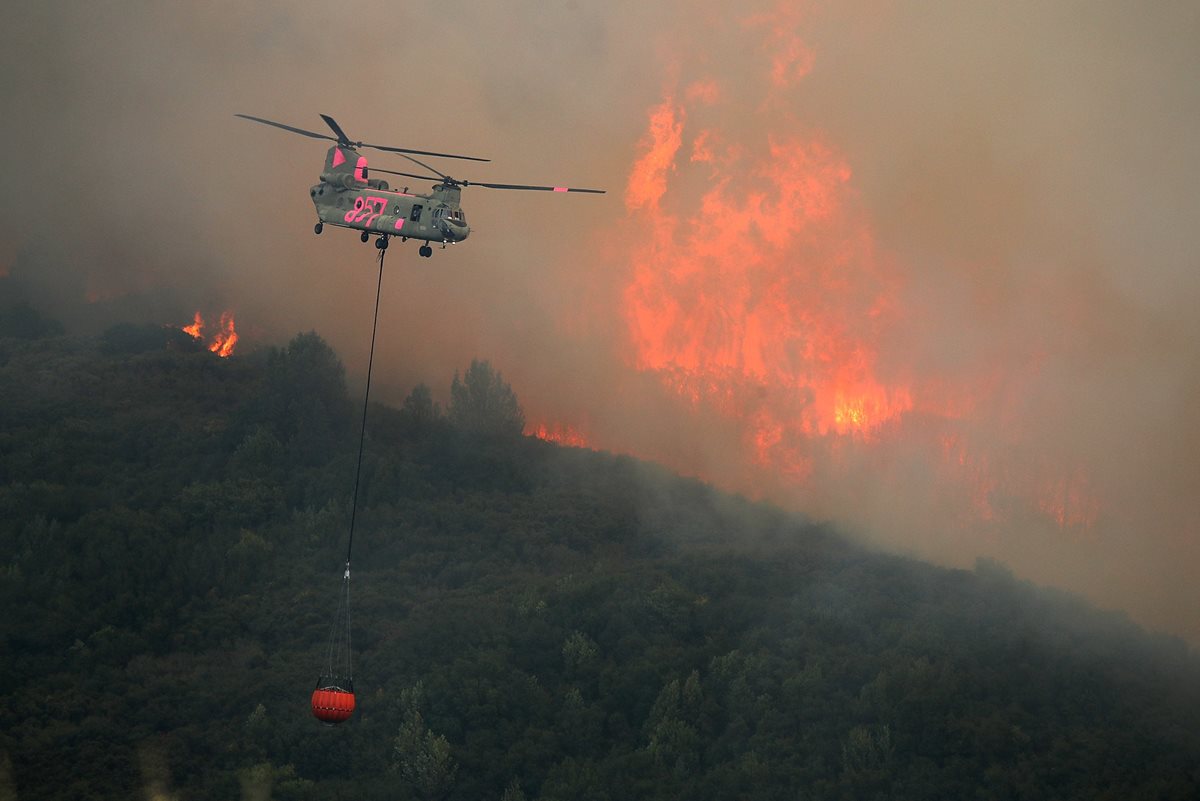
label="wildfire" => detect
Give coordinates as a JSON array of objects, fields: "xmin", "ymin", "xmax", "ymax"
[
  {"xmin": 612, "ymin": 6, "xmax": 1099, "ymax": 535},
  {"xmin": 180, "ymin": 311, "xmax": 238, "ymax": 358},
  {"xmin": 623, "ymin": 90, "xmax": 910, "ymax": 453}
]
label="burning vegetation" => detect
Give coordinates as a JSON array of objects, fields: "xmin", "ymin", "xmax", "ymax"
[
  {"xmin": 180, "ymin": 311, "xmax": 238, "ymax": 358},
  {"xmin": 528, "ymin": 421, "xmax": 591, "ymax": 449}
]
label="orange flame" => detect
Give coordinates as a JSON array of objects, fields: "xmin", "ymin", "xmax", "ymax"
[
  {"xmin": 622, "ymin": 93, "xmax": 911, "ymax": 456},
  {"xmin": 179, "ymin": 311, "xmax": 238, "ymax": 358},
  {"xmin": 182, "ymin": 312, "xmax": 203, "ymax": 339},
  {"xmin": 528, "ymin": 422, "xmax": 591, "ymax": 449},
  {"xmin": 208, "ymin": 312, "xmax": 238, "ymax": 358}
]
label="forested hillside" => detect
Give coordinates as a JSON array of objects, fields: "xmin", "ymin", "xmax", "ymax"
[{"xmin": 2, "ymin": 319, "xmax": 1198, "ymax": 800}]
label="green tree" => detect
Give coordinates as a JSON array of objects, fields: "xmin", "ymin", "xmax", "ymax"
[
  {"xmin": 448, "ymin": 359, "xmax": 524, "ymax": 437},
  {"xmin": 259, "ymin": 331, "xmax": 351, "ymax": 461},
  {"xmin": 562, "ymin": 631, "xmax": 599, "ymax": 677},
  {"xmin": 393, "ymin": 710, "xmax": 458, "ymax": 800},
  {"xmin": 402, "ymin": 383, "xmax": 442, "ymax": 427},
  {"xmin": 499, "ymin": 777, "xmax": 527, "ymax": 801}
]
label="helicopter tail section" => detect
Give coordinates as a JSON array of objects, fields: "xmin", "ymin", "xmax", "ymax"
[{"xmin": 322, "ymin": 146, "xmax": 369, "ymax": 186}]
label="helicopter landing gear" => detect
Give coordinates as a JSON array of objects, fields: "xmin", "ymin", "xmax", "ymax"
[
  {"xmin": 419, "ymin": 244, "xmax": 433, "ymax": 258},
  {"xmin": 375, "ymin": 236, "xmax": 389, "ymax": 250},
  {"xmin": 314, "ymin": 222, "xmax": 323, "ymax": 235},
  {"xmin": 360, "ymin": 231, "xmax": 370, "ymax": 243}
]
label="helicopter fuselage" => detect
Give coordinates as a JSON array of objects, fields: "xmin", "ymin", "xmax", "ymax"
[{"xmin": 310, "ymin": 175, "xmax": 469, "ymax": 246}]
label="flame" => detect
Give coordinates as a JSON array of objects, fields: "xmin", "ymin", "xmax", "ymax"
[
  {"xmin": 182, "ymin": 312, "xmax": 203, "ymax": 339},
  {"xmin": 179, "ymin": 311, "xmax": 238, "ymax": 358},
  {"xmin": 622, "ymin": 93, "xmax": 911, "ymax": 454},
  {"xmin": 528, "ymin": 421, "xmax": 591, "ymax": 448},
  {"xmin": 1038, "ymin": 470, "xmax": 1100, "ymax": 531},
  {"xmin": 612, "ymin": 9, "xmax": 1099, "ymax": 535},
  {"xmin": 208, "ymin": 312, "xmax": 238, "ymax": 358}
]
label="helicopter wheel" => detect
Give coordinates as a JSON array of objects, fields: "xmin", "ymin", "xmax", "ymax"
[
  {"xmin": 360, "ymin": 231, "xmax": 370, "ymax": 243},
  {"xmin": 314, "ymin": 222, "xmax": 324, "ymax": 235},
  {"xmin": 376, "ymin": 236, "xmax": 388, "ymax": 250},
  {"xmin": 419, "ymin": 245, "xmax": 433, "ymax": 258}
]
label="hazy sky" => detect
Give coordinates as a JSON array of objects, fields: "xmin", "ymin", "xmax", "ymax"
[{"xmin": 3, "ymin": 1, "xmax": 1198, "ymax": 642}]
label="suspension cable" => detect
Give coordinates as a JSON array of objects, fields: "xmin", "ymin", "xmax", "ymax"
[
  {"xmin": 322, "ymin": 245, "xmax": 385, "ymax": 684},
  {"xmin": 346, "ymin": 245, "xmax": 386, "ymax": 569}
]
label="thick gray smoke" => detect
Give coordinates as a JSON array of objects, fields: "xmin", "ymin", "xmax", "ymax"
[{"xmin": 2, "ymin": 1, "xmax": 1197, "ymax": 642}]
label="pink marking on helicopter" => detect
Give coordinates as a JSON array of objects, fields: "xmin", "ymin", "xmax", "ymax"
[
  {"xmin": 553, "ymin": 187, "xmax": 568, "ymax": 192},
  {"xmin": 354, "ymin": 156, "xmax": 369, "ymax": 183},
  {"xmin": 394, "ymin": 219, "xmax": 405, "ymax": 231},
  {"xmin": 332, "ymin": 148, "xmax": 347, "ymax": 168}
]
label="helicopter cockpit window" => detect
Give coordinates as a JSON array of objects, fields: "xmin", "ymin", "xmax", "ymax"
[
  {"xmin": 409, "ymin": 204, "xmax": 423, "ymax": 222},
  {"xmin": 452, "ymin": 210, "xmax": 465, "ymax": 223}
]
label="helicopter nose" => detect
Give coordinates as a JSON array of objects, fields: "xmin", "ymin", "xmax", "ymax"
[{"xmin": 441, "ymin": 219, "xmax": 470, "ymax": 241}]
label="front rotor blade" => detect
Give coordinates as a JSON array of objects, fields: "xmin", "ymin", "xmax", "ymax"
[
  {"xmin": 235, "ymin": 114, "xmax": 336, "ymax": 142},
  {"xmin": 398, "ymin": 154, "xmax": 449, "ymax": 180},
  {"xmin": 369, "ymin": 143, "xmax": 490, "ymax": 163},
  {"xmin": 472, "ymin": 182, "xmax": 606, "ymax": 194},
  {"xmin": 319, "ymin": 114, "xmax": 353, "ymax": 147}
]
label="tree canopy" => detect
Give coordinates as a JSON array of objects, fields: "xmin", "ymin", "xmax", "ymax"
[
  {"xmin": 449, "ymin": 359, "xmax": 525, "ymax": 437},
  {"xmin": 1, "ymin": 325, "xmax": 1198, "ymax": 800}
]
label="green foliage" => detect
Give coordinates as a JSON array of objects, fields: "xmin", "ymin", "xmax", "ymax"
[
  {"xmin": 499, "ymin": 777, "xmax": 527, "ymax": 801},
  {"xmin": 0, "ymin": 302, "xmax": 63, "ymax": 340},
  {"xmin": 449, "ymin": 359, "xmax": 524, "ymax": 437},
  {"xmin": 258, "ymin": 331, "xmax": 353, "ymax": 464},
  {"xmin": 402, "ymin": 383, "xmax": 442, "ymax": 427},
  {"xmin": 393, "ymin": 710, "xmax": 458, "ymax": 800},
  {"xmin": 1, "ymin": 330, "xmax": 1199, "ymax": 801},
  {"xmin": 100, "ymin": 322, "xmax": 201, "ymax": 354}
]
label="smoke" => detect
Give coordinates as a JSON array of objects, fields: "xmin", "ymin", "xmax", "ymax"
[{"xmin": 2, "ymin": 1, "xmax": 1198, "ymax": 641}]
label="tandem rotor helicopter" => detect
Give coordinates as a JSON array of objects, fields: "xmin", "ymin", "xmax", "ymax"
[{"xmin": 236, "ymin": 113, "xmax": 605, "ymax": 257}]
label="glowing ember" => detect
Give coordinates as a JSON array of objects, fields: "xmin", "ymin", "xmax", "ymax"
[{"xmin": 179, "ymin": 311, "xmax": 238, "ymax": 358}]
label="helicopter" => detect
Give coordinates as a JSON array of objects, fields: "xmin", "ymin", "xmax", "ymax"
[{"xmin": 236, "ymin": 113, "xmax": 605, "ymax": 257}]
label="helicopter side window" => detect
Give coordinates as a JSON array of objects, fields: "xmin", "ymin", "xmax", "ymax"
[{"xmin": 409, "ymin": 204, "xmax": 423, "ymax": 222}]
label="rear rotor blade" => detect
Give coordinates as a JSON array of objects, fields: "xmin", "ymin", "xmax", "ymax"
[
  {"xmin": 319, "ymin": 114, "xmax": 353, "ymax": 147},
  {"xmin": 235, "ymin": 114, "xmax": 336, "ymax": 142},
  {"xmin": 240, "ymin": 112, "xmax": 490, "ymax": 162},
  {"xmin": 371, "ymin": 143, "xmax": 489, "ymax": 163}
]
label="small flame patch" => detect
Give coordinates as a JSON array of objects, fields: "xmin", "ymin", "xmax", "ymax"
[
  {"xmin": 180, "ymin": 311, "xmax": 238, "ymax": 358},
  {"xmin": 528, "ymin": 421, "xmax": 590, "ymax": 448}
]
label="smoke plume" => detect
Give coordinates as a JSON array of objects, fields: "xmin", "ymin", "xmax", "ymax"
[{"xmin": 3, "ymin": 1, "xmax": 1198, "ymax": 642}]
